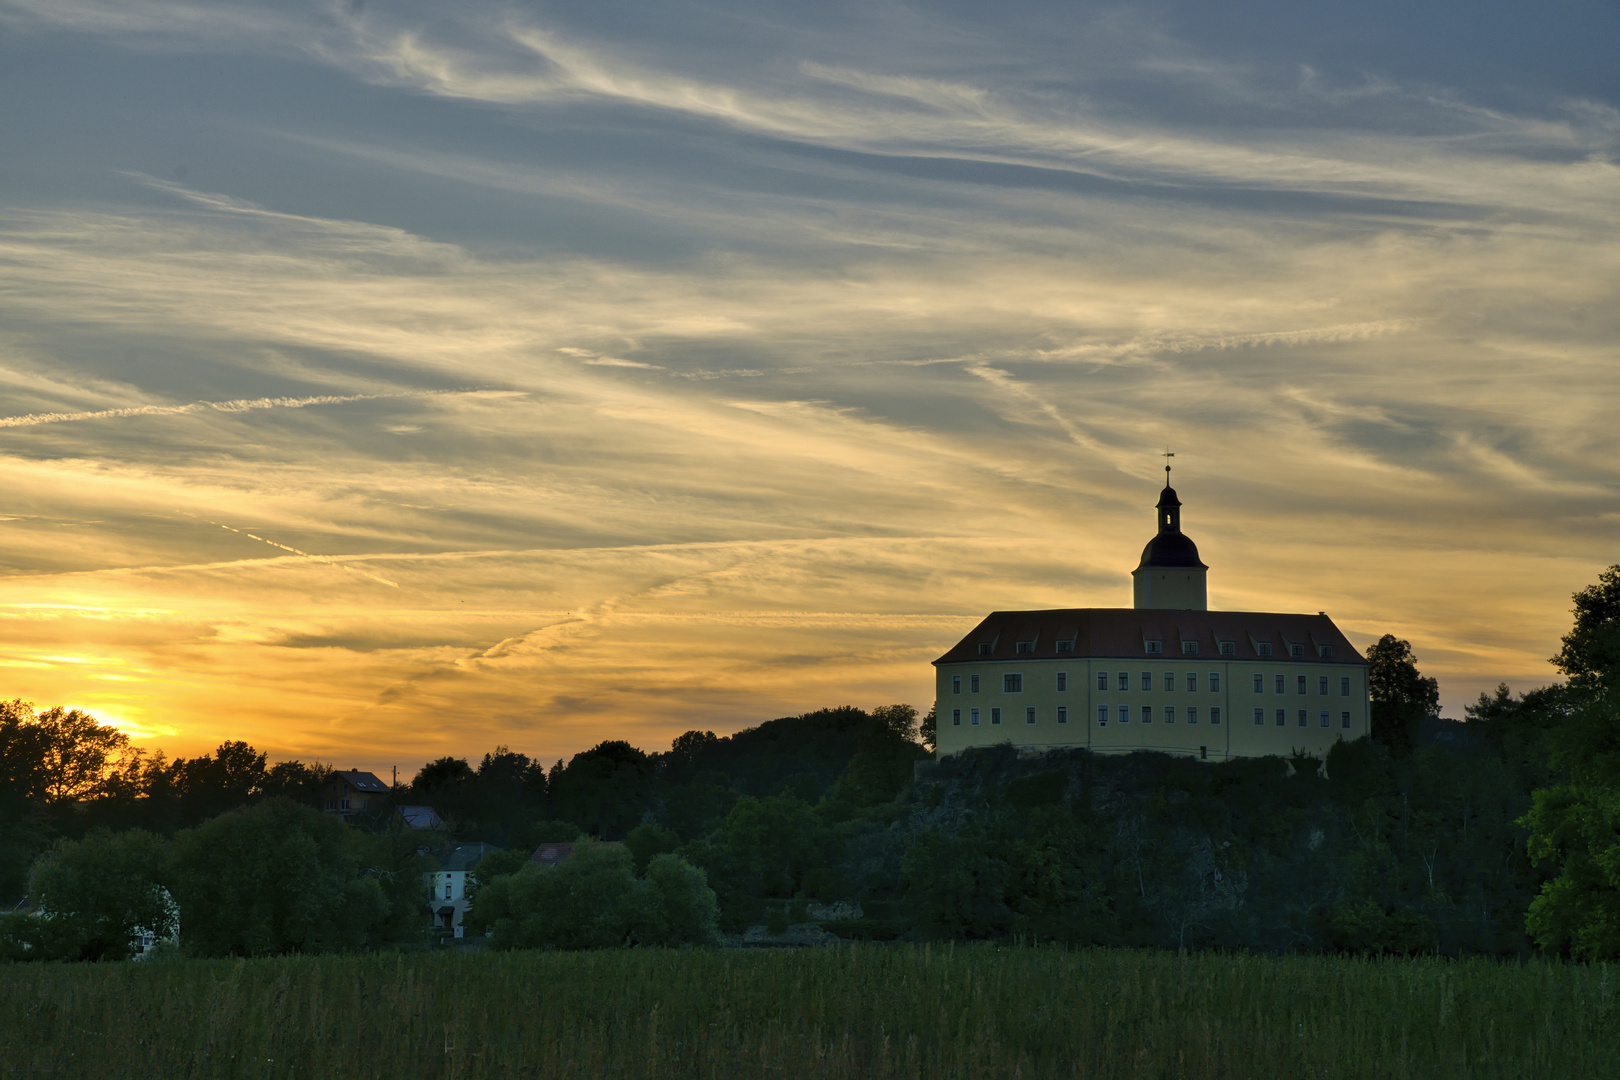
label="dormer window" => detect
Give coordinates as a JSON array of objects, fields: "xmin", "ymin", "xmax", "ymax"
[
  {"xmin": 1144, "ymin": 640, "xmax": 1163, "ymax": 654},
  {"xmin": 977, "ymin": 642, "xmax": 993, "ymax": 656},
  {"xmin": 1015, "ymin": 641, "xmax": 1034, "ymax": 655},
  {"xmin": 1219, "ymin": 641, "xmax": 1235, "ymax": 656},
  {"xmin": 1317, "ymin": 644, "xmax": 1334, "ymax": 658},
  {"xmin": 1181, "ymin": 641, "xmax": 1199, "ymax": 655},
  {"xmin": 1288, "ymin": 643, "xmax": 1305, "ymax": 658},
  {"xmin": 1256, "ymin": 642, "xmax": 1273, "ymax": 657},
  {"xmin": 1055, "ymin": 640, "xmax": 1074, "ymax": 654}
]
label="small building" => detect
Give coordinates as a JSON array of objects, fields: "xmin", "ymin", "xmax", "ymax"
[
  {"xmin": 531, "ymin": 842, "xmax": 574, "ymax": 867},
  {"xmin": 429, "ymin": 842, "xmax": 498, "ymax": 933},
  {"xmin": 323, "ymin": 769, "xmax": 391, "ymax": 817},
  {"xmin": 934, "ymin": 470, "xmax": 1370, "ymax": 763}
]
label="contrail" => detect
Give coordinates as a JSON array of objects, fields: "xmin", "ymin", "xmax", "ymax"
[
  {"xmin": 215, "ymin": 524, "xmax": 400, "ymax": 588},
  {"xmin": 0, "ymin": 390, "xmax": 484, "ymax": 429}
]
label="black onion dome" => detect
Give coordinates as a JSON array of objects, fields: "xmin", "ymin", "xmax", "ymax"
[{"xmin": 1136, "ymin": 531, "xmax": 1206, "ymax": 569}]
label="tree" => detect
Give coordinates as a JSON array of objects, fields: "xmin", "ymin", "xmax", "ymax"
[
  {"xmin": 1551, "ymin": 565, "xmax": 1620, "ymax": 693},
  {"xmin": 168, "ymin": 797, "xmax": 417, "ymax": 956},
  {"xmin": 919, "ymin": 704, "xmax": 937, "ymax": 753},
  {"xmin": 872, "ymin": 704, "xmax": 919, "ymax": 743},
  {"xmin": 1367, "ymin": 635, "xmax": 1439, "ymax": 756},
  {"xmin": 1522, "ymin": 782, "xmax": 1620, "ymax": 959},
  {"xmin": 25, "ymin": 829, "xmax": 175, "ymax": 961},
  {"xmin": 547, "ymin": 741, "xmax": 654, "ymax": 839}
]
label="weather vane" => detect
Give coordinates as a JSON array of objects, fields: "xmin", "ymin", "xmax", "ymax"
[{"xmin": 1162, "ymin": 446, "xmax": 1174, "ymax": 483}]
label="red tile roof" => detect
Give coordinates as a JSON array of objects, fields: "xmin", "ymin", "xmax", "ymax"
[{"xmin": 934, "ymin": 608, "xmax": 1366, "ymax": 665}]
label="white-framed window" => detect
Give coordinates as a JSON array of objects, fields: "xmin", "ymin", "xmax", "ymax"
[
  {"xmin": 1254, "ymin": 707, "xmax": 1265, "ymax": 725},
  {"xmin": 1187, "ymin": 706, "xmax": 1198, "ymax": 724},
  {"xmin": 1219, "ymin": 641, "xmax": 1236, "ymax": 656},
  {"xmin": 444, "ymin": 882, "xmax": 452, "ymax": 900},
  {"xmin": 952, "ymin": 675, "xmax": 961, "ymax": 694},
  {"xmin": 1057, "ymin": 706, "xmax": 1068, "ymax": 724},
  {"xmin": 1341, "ymin": 711, "xmax": 1352, "ymax": 729},
  {"xmin": 1276, "ymin": 709, "xmax": 1286, "ymax": 727},
  {"xmin": 1211, "ymin": 707, "xmax": 1221, "ymax": 725},
  {"xmin": 1319, "ymin": 676, "xmax": 1329, "ymax": 696},
  {"xmin": 952, "ymin": 709, "xmax": 961, "ymax": 726},
  {"xmin": 1257, "ymin": 642, "xmax": 1273, "ymax": 657},
  {"xmin": 1025, "ymin": 706, "xmax": 1036, "ymax": 725},
  {"xmin": 1340, "ymin": 676, "xmax": 1351, "ymax": 696},
  {"xmin": 1297, "ymin": 710, "xmax": 1308, "ymax": 727},
  {"xmin": 1141, "ymin": 670, "xmax": 1152, "ymax": 689},
  {"xmin": 1289, "ymin": 643, "xmax": 1305, "ymax": 658},
  {"xmin": 1118, "ymin": 672, "xmax": 1130, "ymax": 691},
  {"xmin": 1097, "ymin": 705, "xmax": 1109, "ymax": 726},
  {"xmin": 1182, "ymin": 641, "xmax": 1199, "ymax": 655},
  {"xmin": 1253, "ymin": 673, "xmax": 1265, "ymax": 693},
  {"xmin": 1119, "ymin": 705, "xmax": 1130, "ymax": 724},
  {"xmin": 971, "ymin": 708, "xmax": 980, "ymax": 725},
  {"xmin": 341, "ymin": 799, "xmax": 350, "ymax": 810},
  {"xmin": 970, "ymin": 675, "xmax": 980, "ymax": 693},
  {"xmin": 1016, "ymin": 641, "xmax": 1034, "ymax": 655},
  {"xmin": 1274, "ymin": 674, "xmax": 1286, "ymax": 694},
  {"xmin": 1319, "ymin": 711, "xmax": 1330, "ymax": 728},
  {"xmin": 991, "ymin": 708, "xmax": 1001, "ymax": 725},
  {"xmin": 1210, "ymin": 672, "xmax": 1221, "ymax": 692},
  {"xmin": 1145, "ymin": 640, "xmax": 1163, "ymax": 654},
  {"xmin": 1004, "ymin": 673, "xmax": 1023, "ymax": 693},
  {"xmin": 1164, "ymin": 672, "xmax": 1176, "ymax": 691},
  {"xmin": 1056, "ymin": 672, "xmax": 1067, "ymax": 692},
  {"xmin": 1187, "ymin": 672, "xmax": 1198, "ymax": 692},
  {"xmin": 1056, "ymin": 640, "xmax": 1074, "ymax": 653},
  {"xmin": 1318, "ymin": 645, "xmax": 1335, "ymax": 658},
  {"xmin": 1097, "ymin": 671, "xmax": 1109, "ymax": 690},
  {"xmin": 1164, "ymin": 706, "xmax": 1176, "ymax": 724},
  {"xmin": 978, "ymin": 642, "xmax": 993, "ymax": 655},
  {"xmin": 1141, "ymin": 706, "xmax": 1152, "ymax": 724},
  {"xmin": 1297, "ymin": 675, "xmax": 1308, "ymax": 695}
]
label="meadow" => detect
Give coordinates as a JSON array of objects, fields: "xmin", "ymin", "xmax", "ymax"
[{"xmin": 2, "ymin": 944, "xmax": 1615, "ymax": 1079}]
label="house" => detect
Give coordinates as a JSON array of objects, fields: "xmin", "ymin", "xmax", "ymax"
[
  {"xmin": 428, "ymin": 841, "xmax": 498, "ymax": 933},
  {"xmin": 934, "ymin": 469, "xmax": 1370, "ymax": 763},
  {"xmin": 395, "ymin": 805, "xmax": 444, "ymax": 830},
  {"xmin": 530, "ymin": 842, "xmax": 574, "ymax": 867},
  {"xmin": 322, "ymin": 769, "xmax": 390, "ymax": 818}
]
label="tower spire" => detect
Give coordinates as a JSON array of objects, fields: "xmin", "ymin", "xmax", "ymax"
[{"xmin": 1162, "ymin": 446, "xmax": 1174, "ymax": 486}]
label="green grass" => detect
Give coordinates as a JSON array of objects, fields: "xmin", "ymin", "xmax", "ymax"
[{"xmin": 2, "ymin": 945, "xmax": 1616, "ymax": 1079}]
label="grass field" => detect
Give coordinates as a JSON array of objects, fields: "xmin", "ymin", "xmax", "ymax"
[{"xmin": 2, "ymin": 945, "xmax": 1616, "ymax": 1079}]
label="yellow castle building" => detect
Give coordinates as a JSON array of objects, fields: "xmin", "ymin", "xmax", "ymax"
[{"xmin": 933, "ymin": 470, "xmax": 1369, "ymax": 762}]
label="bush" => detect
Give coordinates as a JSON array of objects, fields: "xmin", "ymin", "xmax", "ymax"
[{"xmin": 25, "ymin": 828, "xmax": 175, "ymax": 961}]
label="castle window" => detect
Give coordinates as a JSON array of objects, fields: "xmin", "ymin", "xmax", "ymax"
[
  {"xmin": 1164, "ymin": 672, "xmax": 1176, "ymax": 691},
  {"xmin": 1256, "ymin": 642, "xmax": 1273, "ymax": 657},
  {"xmin": 1164, "ymin": 706, "xmax": 1176, "ymax": 724},
  {"xmin": 952, "ymin": 675, "xmax": 961, "ymax": 694},
  {"xmin": 1141, "ymin": 671, "xmax": 1152, "ymax": 689},
  {"xmin": 1211, "ymin": 707, "xmax": 1221, "ymax": 725},
  {"xmin": 1200, "ymin": 746, "xmax": 1208, "ymax": 760},
  {"xmin": 1056, "ymin": 673, "xmax": 1067, "ymax": 692},
  {"xmin": 1056, "ymin": 640, "xmax": 1074, "ymax": 653},
  {"xmin": 1145, "ymin": 640, "xmax": 1163, "ymax": 654},
  {"xmin": 1025, "ymin": 706, "xmax": 1036, "ymax": 725},
  {"xmin": 1253, "ymin": 674, "xmax": 1264, "ymax": 693},
  {"xmin": 991, "ymin": 708, "xmax": 1001, "ymax": 725},
  {"xmin": 1289, "ymin": 643, "xmax": 1305, "ymax": 658},
  {"xmin": 1187, "ymin": 706, "xmax": 1198, "ymax": 724},
  {"xmin": 1297, "ymin": 675, "xmax": 1307, "ymax": 695},
  {"xmin": 1297, "ymin": 710, "xmax": 1308, "ymax": 727},
  {"xmin": 1187, "ymin": 672, "xmax": 1198, "ymax": 692},
  {"xmin": 952, "ymin": 709, "xmax": 961, "ymax": 727},
  {"xmin": 1098, "ymin": 671, "xmax": 1109, "ymax": 691},
  {"xmin": 1274, "ymin": 674, "xmax": 1286, "ymax": 694},
  {"xmin": 1118, "ymin": 672, "xmax": 1130, "ymax": 691},
  {"xmin": 971, "ymin": 675, "xmax": 980, "ymax": 693},
  {"xmin": 1004, "ymin": 673, "xmax": 1023, "ymax": 693},
  {"xmin": 1340, "ymin": 677, "xmax": 1351, "ymax": 696},
  {"xmin": 1141, "ymin": 706, "xmax": 1152, "ymax": 724},
  {"xmin": 1182, "ymin": 641, "xmax": 1199, "ymax": 655},
  {"xmin": 1016, "ymin": 641, "xmax": 1034, "ymax": 655},
  {"xmin": 1341, "ymin": 711, "xmax": 1351, "ymax": 729},
  {"xmin": 971, "ymin": 708, "xmax": 980, "ymax": 725},
  {"xmin": 1253, "ymin": 708, "xmax": 1264, "ymax": 725},
  {"xmin": 1275, "ymin": 709, "xmax": 1286, "ymax": 727},
  {"xmin": 1119, "ymin": 705, "xmax": 1130, "ymax": 724},
  {"xmin": 1219, "ymin": 641, "xmax": 1236, "ymax": 656},
  {"xmin": 1319, "ymin": 676, "xmax": 1329, "ymax": 696},
  {"xmin": 1318, "ymin": 645, "xmax": 1334, "ymax": 658},
  {"xmin": 1319, "ymin": 711, "xmax": 1330, "ymax": 728},
  {"xmin": 1210, "ymin": 673, "xmax": 1221, "ymax": 692},
  {"xmin": 978, "ymin": 642, "xmax": 993, "ymax": 655},
  {"xmin": 1097, "ymin": 705, "xmax": 1108, "ymax": 726},
  {"xmin": 1057, "ymin": 706, "xmax": 1067, "ymax": 724}
]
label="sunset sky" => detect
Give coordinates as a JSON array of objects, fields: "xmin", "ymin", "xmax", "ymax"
[{"xmin": 1, "ymin": 0, "xmax": 1616, "ymax": 777}]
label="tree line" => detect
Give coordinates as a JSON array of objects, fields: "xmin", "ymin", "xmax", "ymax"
[{"xmin": 2, "ymin": 568, "xmax": 1617, "ymax": 960}]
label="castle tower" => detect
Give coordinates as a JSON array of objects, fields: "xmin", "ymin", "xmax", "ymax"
[{"xmin": 1131, "ymin": 467, "xmax": 1208, "ymax": 610}]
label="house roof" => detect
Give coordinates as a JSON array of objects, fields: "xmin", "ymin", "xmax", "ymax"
[
  {"xmin": 396, "ymin": 805, "xmax": 443, "ymax": 830},
  {"xmin": 531, "ymin": 842, "xmax": 574, "ymax": 866},
  {"xmin": 934, "ymin": 608, "xmax": 1367, "ymax": 666},
  {"xmin": 334, "ymin": 769, "xmax": 390, "ymax": 792},
  {"xmin": 436, "ymin": 842, "xmax": 498, "ymax": 872}
]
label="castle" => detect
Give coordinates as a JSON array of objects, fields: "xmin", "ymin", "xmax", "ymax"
[{"xmin": 932, "ymin": 469, "xmax": 1369, "ymax": 761}]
